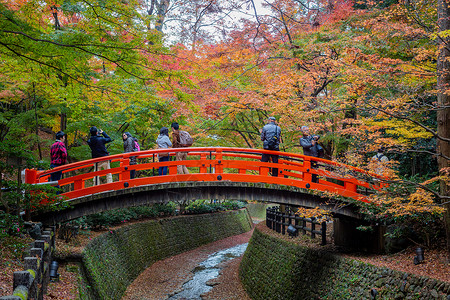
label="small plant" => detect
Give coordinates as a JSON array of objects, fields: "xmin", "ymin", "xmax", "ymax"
[{"xmin": 0, "ymin": 235, "xmax": 33, "ymax": 259}]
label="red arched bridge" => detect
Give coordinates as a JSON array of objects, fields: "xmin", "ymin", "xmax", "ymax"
[{"xmin": 25, "ymin": 147, "xmax": 385, "ymax": 224}]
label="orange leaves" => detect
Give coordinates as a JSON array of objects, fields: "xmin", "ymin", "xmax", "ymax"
[{"xmin": 376, "ymin": 188, "xmax": 444, "ymax": 219}]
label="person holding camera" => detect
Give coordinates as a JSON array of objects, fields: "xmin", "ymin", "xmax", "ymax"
[
  {"xmin": 299, "ymin": 125, "xmax": 322, "ymax": 183},
  {"xmin": 88, "ymin": 126, "xmax": 112, "ymax": 185}
]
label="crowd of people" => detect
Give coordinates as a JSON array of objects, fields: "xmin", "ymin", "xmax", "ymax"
[
  {"xmin": 49, "ymin": 122, "xmax": 195, "ymax": 185},
  {"xmin": 49, "ymin": 118, "xmax": 388, "ymax": 185}
]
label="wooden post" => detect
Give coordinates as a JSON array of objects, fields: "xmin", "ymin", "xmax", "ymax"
[
  {"xmin": 24, "ymin": 257, "xmax": 38, "ymax": 298},
  {"xmin": 13, "ymin": 271, "xmax": 32, "ymax": 290},
  {"xmin": 311, "ymin": 218, "xmax": 316, "ymax": 239},
  {"xmin": 321, "ymin": 221, "xmax": 327, "ymax": 245},
  {"xmin": 276, "ymin": 211, "xmax": 281, "ymax": 233}
]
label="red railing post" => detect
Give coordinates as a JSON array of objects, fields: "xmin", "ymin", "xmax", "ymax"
[
  {"xmin": 74, "ymin": 178, "xmax": 85, "ymax": 191},
  {"xmin": 215, "ymin": 149, "xmax": 223, "ymax": 174},
  {"xmin": 199, "ymin": 153, "xmax": 207, "ymax": 173},
  {"xmin": 259, "ymin": 150, "xmax": 269, "ymax": 176},
  {"xmin": 345, "ymin": 181, "xmax": 357, "ymax": 193},
  {"xmin": 303, "ymin": 157, "xmax": 312, "ymax": 184},
  {"xmin": 121, "ymin": 156, "xmax": 130, "ymax": 181},
  {"xmin": 25, "ymin": 169, "xmax": 38, "ymax": 184},
  {"xmin": 169, "ymin": 152, "xmax": 177, "ymax": 175}
]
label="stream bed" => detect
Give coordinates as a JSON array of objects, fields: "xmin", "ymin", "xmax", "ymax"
[{"xmin": 168, "ymin": 243, "xmax": 248, "ymax": 299}]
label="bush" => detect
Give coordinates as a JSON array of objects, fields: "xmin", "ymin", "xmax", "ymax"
[
  {"xmin": 70, "ymin": 203, "xmax": 176, "ymax": 229},
  {"xmin": 185, "ymin": 200, "xmax": 246, "ymax": 214},
  {"xmin": 0, "ymin": 211, "xmax": 23, "ymax": 241}
]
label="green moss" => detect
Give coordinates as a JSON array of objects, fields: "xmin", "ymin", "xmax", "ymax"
[
  {"xmin": 26, "ymin": 269, "xmax": 36, "ymax": 279},
  {"xmin": 81, "ymin": 209, "xmax": 252, "ymax": 300},
  {"xmin": 13, "ymin": 285, "xmax": 28, "ymax": 300}
]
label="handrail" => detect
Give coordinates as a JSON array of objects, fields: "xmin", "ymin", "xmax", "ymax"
[{"xmin": 25, "ymin": 147, "xmax": 387, "ymax": 203}]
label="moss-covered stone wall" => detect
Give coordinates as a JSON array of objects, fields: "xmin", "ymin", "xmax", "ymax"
[
  {"xmin": 240, "ymin": 228, "xmax": 450, "ymax": 300},
  {"xmin": 82, "ymin": 209, "xmax": 252, "ymax": 300}
]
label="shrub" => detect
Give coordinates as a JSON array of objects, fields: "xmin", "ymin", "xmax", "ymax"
[
  {"xmin": 0, "ymin": 211, "xmax": 23, "ymax": 241},
  {"xmin": 69, "ymin": 203, "xmax": 176, "ymax": 229},
  {"xmin": 185, "ymin": 200, "xmax": 246, "ymax": 214}
]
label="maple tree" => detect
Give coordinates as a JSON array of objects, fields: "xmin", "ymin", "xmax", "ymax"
[{"xmin": 167, "ymin": 0, "xmax": 449, "ymax": 249}]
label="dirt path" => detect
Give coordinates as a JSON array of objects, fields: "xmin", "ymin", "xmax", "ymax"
[{"xmin": 122, "ymin": 229, "xmax": 253, "ymax": 300}]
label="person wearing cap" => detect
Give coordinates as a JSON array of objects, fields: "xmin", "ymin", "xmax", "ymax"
[
  {"xmin": 87, "ymin": 126, "xmax": 113, "ymax": 185},
  {"xmin": 261, "ymin": 116, "xmax": 282, "ymax": 177},
  {"xmin": 50, "ymin": 131, "xmax": 67, "ymax": 185}
]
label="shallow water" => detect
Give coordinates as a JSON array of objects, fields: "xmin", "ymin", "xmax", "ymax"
[{"xmin": 168, "ymin": 243, "xmax": 248, "ymax": 299}]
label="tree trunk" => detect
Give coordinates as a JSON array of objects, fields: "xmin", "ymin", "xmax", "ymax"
[
  {"xmin": 437, "ymin": 0, "xmax": 450, "ymax": 253},
  {"xmin": 155, "ymin": 0, "xmax": 170, "ymax": 32}
]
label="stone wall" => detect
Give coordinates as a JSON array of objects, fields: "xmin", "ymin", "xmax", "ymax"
[
  {"xmin": 81, "ymin": 209, "xmax": 252, "ymax": 300},
  {"xmin": 240, "ymin": 227, "xmax": 450, "ymax": 300}
]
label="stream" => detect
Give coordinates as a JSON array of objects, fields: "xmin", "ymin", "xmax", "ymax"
[{"xmin": 167, "ymin": 243, "xmax": 248, "ymax": 299}]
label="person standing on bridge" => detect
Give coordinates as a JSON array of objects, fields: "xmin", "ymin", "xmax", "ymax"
[
  {"xmin": 371, "ymin": 146, "xmax": 389, "ymax": 176},
  {"xmin": 88, "ymin": 126, "xmax": 113, "ymax": 185},
  {"xmin": 299, "ymin": 125, "xmax": 321, "ymax": 183},
  {"xmin": 261, "ymin": 116, "xmax": 282, "ymax": 177},
  {"xmin": 156, "ymin": 127, "xmax": 172, "ymax": 175},
  {"xmin": 122, "ymin": 132, "xmax": 138, "ymax": 179},
  {"xmin": 171, "ymin": 122, "xmax": 189, "ymax": 174},
  {"xmin": 50, "ymin": 131, "xmax": 67, "ymax": 192}
]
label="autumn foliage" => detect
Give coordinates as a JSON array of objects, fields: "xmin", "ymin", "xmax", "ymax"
[{"xmin": 0, "ymin": 0, "xmax": 448, "ymax": 248}]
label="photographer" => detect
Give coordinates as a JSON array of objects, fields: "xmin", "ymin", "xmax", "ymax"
[
  {"xmin": 299, "ymin": 125, "xmax": 322, "ymax": 183},
  {"xmin": 87, "ymin": 126, "xmax": 112, "ymax": 185}
]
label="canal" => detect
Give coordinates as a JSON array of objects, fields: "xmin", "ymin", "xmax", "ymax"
[{"xmin": 122, "ymin": 203, "xmax": 272, "ymax": 299}]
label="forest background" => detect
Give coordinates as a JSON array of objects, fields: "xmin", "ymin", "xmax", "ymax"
[{"xmin": 0, "ymin": 0, "xmax": 449, "ymax": 254}]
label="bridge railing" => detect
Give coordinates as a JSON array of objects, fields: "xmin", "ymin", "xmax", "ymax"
[{"xmin": 25, "ymin": 147, "xmax": 386, "ymax": 202}]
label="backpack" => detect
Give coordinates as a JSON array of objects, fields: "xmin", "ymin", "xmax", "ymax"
[
  {"xmin": 179, "ymin": 130, "xmax": 194, "ymax": 147},
  {"xmin": 267, "ymin": 126, "xmax": 280, "ymax": 150},
  {"xmin": 267, "ymin": 136, "xmax": 279, "ymax": 150},
  {"xmin": 133, "ymin": 138, "xmax": 140, "ymax": 152},
  {"xmin": 375, "ymin": 153, "xmax": 386, "ymax": 161},
  {"xmin": 316, "ymin": 144, "xmax": 324, "ymax": 158}
]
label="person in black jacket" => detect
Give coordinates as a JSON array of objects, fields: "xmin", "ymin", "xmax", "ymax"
[
  {"xmin": 299, "ymin": 125, "xmax": 320, "ymax": 183},
  {"xmin": 260, "ymin": 116, "xmax": 282, "ymax": 177},
  {"xmin": 88, "ymin": 126, "xmax": 112, "ymax": 185}
]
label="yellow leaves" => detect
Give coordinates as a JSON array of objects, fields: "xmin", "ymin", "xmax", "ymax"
[
  {"xmin": 295, "ymin": 207, "xmax": 331, "ymax": 222},
  {"xmin": 366, "ymin": 118, "xmax": 433, "ymax": 145},
  {"xmin": 430, "ymin": 29, "xmax": 450, "ymax": 41}
]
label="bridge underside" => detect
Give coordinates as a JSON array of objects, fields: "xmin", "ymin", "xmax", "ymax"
[{"xmin": 33, "ymin": 182, "xmax": 362, "ymax": 224}]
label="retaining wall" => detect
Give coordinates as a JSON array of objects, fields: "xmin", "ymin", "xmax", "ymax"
[
  {"xmin": 240, "ymin": 226, "xmax": 450, "ymax": 300},
  {"xmin": 81, "ymin": 209, "xmax": 252, "ymax": 300}
]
